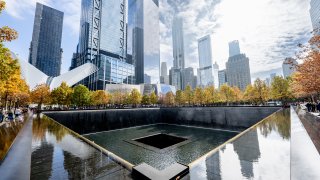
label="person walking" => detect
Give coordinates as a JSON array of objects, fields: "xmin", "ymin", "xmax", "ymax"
[
  {"xmin": 317, "ymin": 101, "xmax": 320, "ymax": 116},
  {"xmin": 306, "ymin": 102, "xmax": 312, "ymax": 112},
  {"xmin": 0, "ymin": 108, "xmax": 4, "ymax": 123}
]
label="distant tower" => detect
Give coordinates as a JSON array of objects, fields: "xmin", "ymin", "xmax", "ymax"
[
  {"xmin": 160, "ymin": 62, "xmax": 169, "ymax": 84},
  {"xmin": 29, "ymin": 3, "xmax": 63, "ymax": 77},
  {"xmin": 282, "ymin": 58, "xmax": 298, "ymax": 78},
  {"xmin": 228, "ymin": 40, "xmax": 240, "ymax": 57},
  {"xmin": 310, "ymin": 0, "xmax": 320, "ymax": 33},
  {"xmin": 198, "ymin": 35, "xmax": 214, "ymax": 87},
  {"xmin": 218, "ymin": 69, "xmax": 227, "ymax": 88},
  {"xmin": 226, "ymin": 54, "xmax": 251, "ymax": 90}
]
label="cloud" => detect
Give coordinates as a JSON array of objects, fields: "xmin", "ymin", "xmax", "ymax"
[
  {"xmin": 159, "ymin": 0, "xmax": 312, "ymax": 79},
  {"xmin": 4, "ymin": 0, "xmax": 80, "ymax": 36}
]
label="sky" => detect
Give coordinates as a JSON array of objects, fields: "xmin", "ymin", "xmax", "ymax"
[{"xmin": 1, "ymin": 0, "xmax": 313, "ymax": 81}]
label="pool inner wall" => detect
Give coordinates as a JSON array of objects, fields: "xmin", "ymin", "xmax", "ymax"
[{"xmin": 44, "ymin": 107, "xmax": 280, "ymax": 135}]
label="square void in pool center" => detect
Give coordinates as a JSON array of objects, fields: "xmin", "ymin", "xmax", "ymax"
[
  {"xmin": 133, "ymin": 133, "xmax": 188, "ymax": 149},
  {"xmin": 84, "ymin": 124, "xmax": 239, "ymax": 170}
]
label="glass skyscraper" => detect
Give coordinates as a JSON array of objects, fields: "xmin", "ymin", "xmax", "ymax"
[
  {"xmin": 128, "ymin": 0, "xmax": 160, "ymax": 84},
  {"xmin": 73, "ymin": 0, "xmax": 134, "ymax": 90},
  {"xmin": 228, "ymin": 40, "xmax": 240, "ymax": 57},
  {"xmin": 310, "ymin": 0, "xmax": 320, "ymax": 32},
  {"xmin": 226, "ymin": 54, "xmax": 251, "ymax": 91},
  {"xmin": 198, "ymin": 35, "xmax": 214, "ymax": 87},
  {"xmin": 29, "ymin": 3, "xmax": 63, "ymax": 77}
]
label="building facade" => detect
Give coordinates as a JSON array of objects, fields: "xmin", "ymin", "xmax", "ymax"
[
  {"xmin": 218, "ymin": 69, "xmax": 227, "ymax": 88},
  {"xmin": 310, "ymin": 0, "xmax": 320, "ymax": 32},
  {"xmin": 29, "ymin": 3, "xmax": 63, "ymax": 77},
  {"xmin": 182, "ymin": 67, "xmax": 195, "ymax": 90},
  {"xmin": 213, "ymin": 62, "xmax": 219, "ymax": 89},
  {"xmin": 226, "ymin": 54, "xmax": 251, "ymax": 90},
  {"xmin": 228, "ymin": 40, "xmax": 240, "ymax": 57},
  {"xmin": 198, "ymin": 35, "xmax": 214, "ymax": 87},
  {"xmin": 160, "ymin": 62, "xmax": 169, "ymax": 84},
  {"xmin": 72, "ymin": 0, "xmax": 135, "ymax": 90},
  {"xmin": 282, "ymin": 58, "xmax": 298, "ymax": 78},
  {"xmin": 128, "ymin": 0, "xmax": 160, "ymax": 84}
]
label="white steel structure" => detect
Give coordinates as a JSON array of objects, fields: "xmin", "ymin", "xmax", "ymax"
[{"xmin": 18, "ymin": 58, "xmax": 97, "ymax": 90}]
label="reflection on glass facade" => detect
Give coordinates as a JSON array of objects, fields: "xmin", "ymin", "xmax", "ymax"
[
  {"xmin": 198, "ymin": 35, "xmax": 214, "ymax": 87},
  {"xmin": 29, "ymin": 3, "xmax": 63, "ymax": 77},
  {"xmin": 128, "ymin": 0, "xmax": 160, "ymax": 84},
  {"xmin": 73, "ymin": 0, "xmax": 134, "ymax": 90},
  {"xmin": 310, "ymin": 0, "xmax": 320, "ymax": 33}
]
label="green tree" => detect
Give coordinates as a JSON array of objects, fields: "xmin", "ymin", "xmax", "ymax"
[
  {"xmin": 129, "ymin": 89, "xmax": 141, "ymax": 107},
  {"xmin": 72, "ymin": 85, "xmax": 90, "ymax": 107},
  {"xmin": 175, "ymin": 90, "xmax": 185, "ymax": 105},
  {"xmin": 193, "ymin": 87, "xmax": 204, "ymax": 105},
  {"xmin": 271, "ymin": 76, "xmax": 293, "ymax": 104},
  {"xmin": 149, "ymin": 92, "xmax": 158, "ymax": 105},
  {"xmin": 184, "ymin": 85, "xmax": 193, "ymax": 105},
  {"xmin": 141, "ymin": 95, "xmax": 151, "ymax": 105},
  {"xmin": 30, "ymin": 84, "xmax": 51, "ymax": 111},
  {"xmin": 51, "ymin": 82, "xmax": 73, "ymax": 107}
]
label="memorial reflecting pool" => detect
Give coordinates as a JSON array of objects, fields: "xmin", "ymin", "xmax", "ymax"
[{"xmin": 85, "ymin": 124, "xmax": 239, "ymax": 170}]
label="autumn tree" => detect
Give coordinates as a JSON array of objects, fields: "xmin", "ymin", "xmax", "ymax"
[
  {"xmin": 71, "ymin": 85, "xmax": 90, "ymax": 107},
  {"xmin": 292, "ymin": 33, "xmax": 320, "ymax": 101},
  {"xmin": 141, "ymin": 95, "xmax": 151, "ymax": 105},
  {"xmin": 253, "ymin": 78, "xmax": 269, "ymax": 105},
  {"xmin": 244, "ymin": 85, "xmax": 256, "ymax": 104},
  {"xmin": 164, "ymin": 92, "xmax": 175, "ymax": 106},
  {"xmin": 129, "ymin": 89, "xmax": 141, "ymax": 107},
  {"xmin": 193, "ymin": 87, "xmax": 204, "ymax": 105},
  {"xmin": 30, "ymin": 84, "xmax": 51, "ymax": 111},
  {"xmin": 232, "ymin": 86, "xmax": 243, "ymax": 103},
  {"xmin": 184, "ymin": 85, "xmax": 193, "ymax": 105},
  {"xmin": 51, "ymin": 82, "xmax": 73, "ymax": 107},
  {"xmin": 150, "ymin": 92, "xmax": 158, "ymax": 105},
  {"xmin": 90, "ymin": 90, "xmax": 109, "ymax": 107},
  {"xmin": 219, "ymin": 84, "xmax": 236, "ymax": 105},
  {"xmin": 0, "ymin": 1, "xmax": 18, "ymax": 42},
  {"xmin": 175, "ymin": 90, "xmax": 185, "ymax": 105}
]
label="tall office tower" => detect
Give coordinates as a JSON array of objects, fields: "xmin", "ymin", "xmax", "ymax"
[
  {"xmin": 226, "ymin": 54, "xmax": 251, "ymax": 90},
  {"xmin": 192, "ymin": 76, "xmax": 197, "ymax": 89},
  {"xmin": 282, "ymin": 58, "xmax": 298, "ymax": 78},
  {"xmin": 73, "ymin": 0, "xmax": 134, "ymax": 90},
  {"xmin": 29, "ymin": 3, "xmax": 63, "ymax": 77},
  {"xmin": 160, "ymin": 62, "xmax": 169, "ymax": 84},
  {"xmin": 198, "ymin": 35, "xmax": 214, "ymax": 87},
  {"xmin": 213, "ymin": 62, "xmax": 219, "ymax": 89},
  {"xmin": 169, "ymin": 16, "xmax": 185, "ymax": 90},
  {"xmin": 310, "ymin": 0, "xmax": 320, "ymax": 32},
  {"xmin": 182, "ymin": 67, "xmax": 194, "ymax": 90},
  {"xmin": 218, "ymin": 69, "xmax": 227, "ymax": 88},
  {"xmin": 172, "ymin": 16, "xmax": 185, "ymax": 69},
  {"xmin": 128, "ymin": 0, "xmax": 160, "ymax": 84},
  {"xmin": 228, "ymin": 40, "xmax": 240, "ymax": 57}
]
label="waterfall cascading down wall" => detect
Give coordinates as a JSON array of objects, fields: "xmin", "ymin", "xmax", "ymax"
[{"xmin": 44, "ymin": 107, "xmax": 281, "ymax": 135}]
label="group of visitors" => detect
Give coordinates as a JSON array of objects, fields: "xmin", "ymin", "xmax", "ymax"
[
  {"xmin": 0, "ymin": 108, "xmax": 23, "ymax": 123},
  {"xmin": 305, "ymin": 101, "xmax": 320, "ymax": 115}
]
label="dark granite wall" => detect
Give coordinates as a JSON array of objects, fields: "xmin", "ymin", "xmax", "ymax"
[
  {"xmin": 161, "ymin": 107, "xmax": 280, "ymax": 130},
  {"xmin": 44, "ymin": 109, "xmax": 161, "ymax": 134},
  {"xmin": 44, "ymin": 107, "xmax": 280, "ymax": 134}
]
